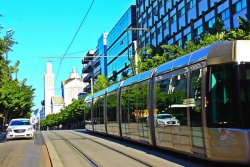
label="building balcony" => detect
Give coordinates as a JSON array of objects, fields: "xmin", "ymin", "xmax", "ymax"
[
  {"xmin": 83, "ymin": 72, "xmax": 92, "ymax": 82},
  {"xmin": 84, "ymin": 84, "xmax": 91, "ymax": 93},
  {"xmin": 92, "ymin": 57, "xmax": 100, "ymax": 68},
  {"xmin": 82, "ymin": 50, "xmax": 96, "ymax": 64},
  {"xmin": 82, "ymin": 63, "xmax": 92, "ymax": 73},
  {"xmin": 93, "ymin": 69, "xmax": 101, "ymax": 79}
]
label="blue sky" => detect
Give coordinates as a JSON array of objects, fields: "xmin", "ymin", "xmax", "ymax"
[{"xmin": 0, "ymin": 0, "xmax": 135, "ymax": 110}]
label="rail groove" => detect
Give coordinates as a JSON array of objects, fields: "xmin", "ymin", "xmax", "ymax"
[
  {"xmin": 51, "ymin": 131, "xmax": 98, "ymax": 167},
  {"xmin": 67, "ymin": 131, "xmax": 153, "ymax": 167}
]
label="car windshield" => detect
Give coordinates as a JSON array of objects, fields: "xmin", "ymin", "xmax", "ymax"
[
  {"xmin": 157, "ymin": 114, "xmax": 173, "ymax": 119},
  {"xmin": 9, "ymin": 120, "xmax": 31, "ymax": 126}
]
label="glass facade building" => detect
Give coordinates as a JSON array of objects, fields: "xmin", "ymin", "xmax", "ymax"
[
  {"xmin": 136, "ymin": 0, "xmax": 249, "ymax": 47},
  {"xmin": 107, "ymin": 5, "xmax": 137, "ymax": 81},
  {"xmin": 82, "ymin": 33, "xmax": 108, "ymax": 93}
]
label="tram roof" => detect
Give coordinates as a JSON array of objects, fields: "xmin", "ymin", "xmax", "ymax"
[
  {"xmin": 107, "ymin": 81, "xmax": 121, "ymax": 93},
  {"xmin": 121, "ymin": 69, "xmax": 155, "ymax": 87},
  {"xmin": 93, "ymin": 89, "xmax": 106, "ymax": 98},
  {"xmin": 85, "ymin": 94, "xmax": 93, "ymax": 101},
  {"xmin": 155, "ymin": 44, "xmax": 211, "ymax": 75}
]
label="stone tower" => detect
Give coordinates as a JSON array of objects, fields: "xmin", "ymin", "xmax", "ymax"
[{"xmin": 44, "ymin": 62, "xmax": 54, "ymax": 117}]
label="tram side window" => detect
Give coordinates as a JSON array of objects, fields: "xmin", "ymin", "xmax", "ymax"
[
  {"xmin": 241, "ymin": 65, "xmax": 250, "ymax": 128},
  {"xmin": 246, "ymin": 69, "xmax": 250, "ymax": 102},
  {"xmin": 155, "ymin": 78, "xmax": 171, "ymax": 113},
  {"xmin": 121, "ymin": 87, "xmax": 129, "ymax": 123},
  {"xmin": 137, "ymin": 81, "xmax": 149, "ymax": 122},
  {"xmin": 85, "ymin": 102, "xmax": 91, "ymax": 121},
  {"xmin": 107, "ymin": 92, "xmax": 117, "ymax": 122},
  {"xmin": 190, "ymin": 69, "xmax": 202, "ymax": 127},
  {"xmin": 93, "ymin": 97, "xmax": 104, "ymax": 124},
  {"xmin": 170, "ymin": 74, "xmax": 188, "ymax": 125},
  {"xmin": 209, "ymin": 64, "xmax": 239, "ymax": 128},
  {"xmin": 123, "ymin": 82, "xmax": 148, "ymax": 123}
]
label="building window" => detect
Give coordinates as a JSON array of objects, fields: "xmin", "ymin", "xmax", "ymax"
[
  {"xmin": 179, "ymin": 7, "xmax": 185, "ymax": 16},
  {"xmin": 196, "ymin": 26, "xmax": 203, "ymax": 36},
  {"xmin": 151, "ymin": 31, "xmax": 156, "ymax": 38},
  {"xmin": 163, "ymin": 20, "xmax": 169, "ymax": 29},
  {"xmin": 186, "ymin": 33, "xmax": 191, "ymax": 41},
  {"xmin": 159, "ymin": 0, "xmax": 163, "ymax": 8},
  {"xmin": 170, "ymin": 14, "xmax": 177, "ymax": 24},
  {"xmin": 188, "ymin": 0, "xmax": 196, "ymax": 10},
  {"xmin": 148, "ymin": 12, "xmax": 152, "ymax": 19},
  {"xmin": 235, "ymin": 0, "xmax": 247, "ymax": 13},
  {"xmin": 220, "ymin": 9, "xmax": 230, "ymax": 21},
  {"xmin": 207, "ymin": 18, "xmax": 215, "ymax": 28},
  {"xmin": 177, "ymin": 39, "xmax": 182, "ymax": 48},
  {"xmin": 157, "ymin": 27, "xmax": 162, "ymax": 34}
]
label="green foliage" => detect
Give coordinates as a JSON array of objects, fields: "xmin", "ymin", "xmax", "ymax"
[
  {"xmin": 0, "ymin": 17, "xmax": 34, "ymax": 124},
  {"xmin": 0, "ymin": 80, "xmax": 34, "ymax": 123},
  {"xmin": 161, "ymin": 44, "xmax": 186, "ymax": 61},
  {"xmin": 94, "ymin": 75, "xmax": 110, "ymax": 93},
  {"xmin": 207, "ymin": 17, "xmax": 225, "ymax": 35},
  {"xmin": 225, "ymin": 29, "xmax": 250, "ymax": 40},
  {"xmin": 238, "ymin": 14, "xmax": 250, "ymax": 32},
  {"xmin": 40, "ymin": 98, "xmax": 86, "ymax": 128}
]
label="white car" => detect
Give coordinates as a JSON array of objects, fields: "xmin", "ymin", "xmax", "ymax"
[
  {"xmin": 6, "ymin": 118, "xmax": 35, "ymax": 140},
  {"xmin": 156, "ymin": 114, "xmax": 180, "ymax": 125}
]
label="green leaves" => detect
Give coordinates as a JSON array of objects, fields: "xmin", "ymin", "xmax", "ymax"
[
  {"xmin": 94, "ymin": 75, "xmax": 110, "ymax": 93},
  {"xmin": 41, "ymin": 98, "xmax": 86, "ymax": 127},
  {"xmin": 0, "ymin": 18, "xmax": 33, "ymax": 124}
]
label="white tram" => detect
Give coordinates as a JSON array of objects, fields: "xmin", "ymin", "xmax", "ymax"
[{"xmin": 84, "ymin": 40, "xmax": 250, "ymax": 164}]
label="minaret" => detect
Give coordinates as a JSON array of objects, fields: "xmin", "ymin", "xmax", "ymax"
[{"xmin": 44, "ymin": 62, "xmax": 54, "ymax": 117}]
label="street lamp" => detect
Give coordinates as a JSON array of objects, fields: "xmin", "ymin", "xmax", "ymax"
[
  {"xmin": 124, "ymin": 28, "xmax": 151, "ymax": 75},
  {"xmin": 6, "ymin": 29, "xmax": 12, "ymax": 60}
]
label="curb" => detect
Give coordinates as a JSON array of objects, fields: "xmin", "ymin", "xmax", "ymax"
[{"xmin": 41, "ymin": 131, "xmax": 64, "ymax": 167}]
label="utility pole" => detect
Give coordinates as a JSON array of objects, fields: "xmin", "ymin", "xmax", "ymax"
[{"xmin": 124, "ymin": 28, "xmax": 151, "ymax": 75}]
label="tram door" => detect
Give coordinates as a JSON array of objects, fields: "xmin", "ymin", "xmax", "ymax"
[{"xmin": 189, "ymin": 69, "xmax": 205, "ymax": 155}]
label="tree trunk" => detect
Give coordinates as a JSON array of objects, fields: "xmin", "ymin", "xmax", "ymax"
[{"xmin": 4, "ymin": 110, "xmax": 8, "ymax": 125}]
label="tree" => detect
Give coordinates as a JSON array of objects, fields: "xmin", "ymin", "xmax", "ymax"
[
  {"xmin": 93, "ymin": 75, "xmax": 110, "ymax": 93},
  {"xmin": 238, "ymin": 14, "xmax": 250, "ymax": 32},
  {"xmin": 161, "ymin": 44, "xmax": 186, "ymax": 61},
  {"xmin": 0, "ymin": 80, "xmax": 35, "ymax": 124},
  {"xmin": 0, "ymin": 15, "xmax": 17, "ymax": 58},
  {"xmin": 207, "ymin": 17, "xmax": 225, "ymax": 35}
]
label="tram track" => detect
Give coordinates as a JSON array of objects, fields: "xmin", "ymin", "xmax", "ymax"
[
  {"xmin": 51, "ymin": 130, "xmax": 154, "ymax": 167},
  {"xmin": 51, "ymin": 131, "xmax": 98, "ymax": 167}
]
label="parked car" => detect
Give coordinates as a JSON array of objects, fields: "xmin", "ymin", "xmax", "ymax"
[
  {"xmin": 6, "ymin": 118, "xmax": 35, "ymax": 140},
  {"xmin": 156, "ymin": 114, "xmax": 180, "ymax": 126}
]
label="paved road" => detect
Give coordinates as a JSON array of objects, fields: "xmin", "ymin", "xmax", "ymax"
[
  {"xmin": 1, "ymin": 130, "xmax": 248, "ymax": 167},
  {"xmin": 43, "ymin": 130, "xmax": 237, "ymax": 167},
  {"xmin": 0, "ymin": 132, "xmax": 51, "ymax": 167}
]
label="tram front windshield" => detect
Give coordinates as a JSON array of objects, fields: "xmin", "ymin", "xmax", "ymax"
[{"xmin": 208, "ymin": 63, "xmax": 250, "ymax": 129}]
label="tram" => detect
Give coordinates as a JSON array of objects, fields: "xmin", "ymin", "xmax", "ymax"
[{"xmin": 84, "ymin": 40, "xmax": 250, "ymax": 164}]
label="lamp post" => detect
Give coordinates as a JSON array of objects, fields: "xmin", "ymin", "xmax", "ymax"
[
  {"xmin": 124, "ymin": 28, "xmax": 151, "ymax": 75},
  {"xmin": 5, "ymin": 29, "xmax": 12, "ymax": 60}
]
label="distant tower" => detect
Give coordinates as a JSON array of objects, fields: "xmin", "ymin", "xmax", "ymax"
[{"xmin": 44, "ymin": 62, "xmax": 54, "ymax": 117}]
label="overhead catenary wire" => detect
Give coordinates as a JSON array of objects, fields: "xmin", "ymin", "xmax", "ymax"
[{"xmin": 55, "ymin": 0, "xmax": 95, "ymax": 85}]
